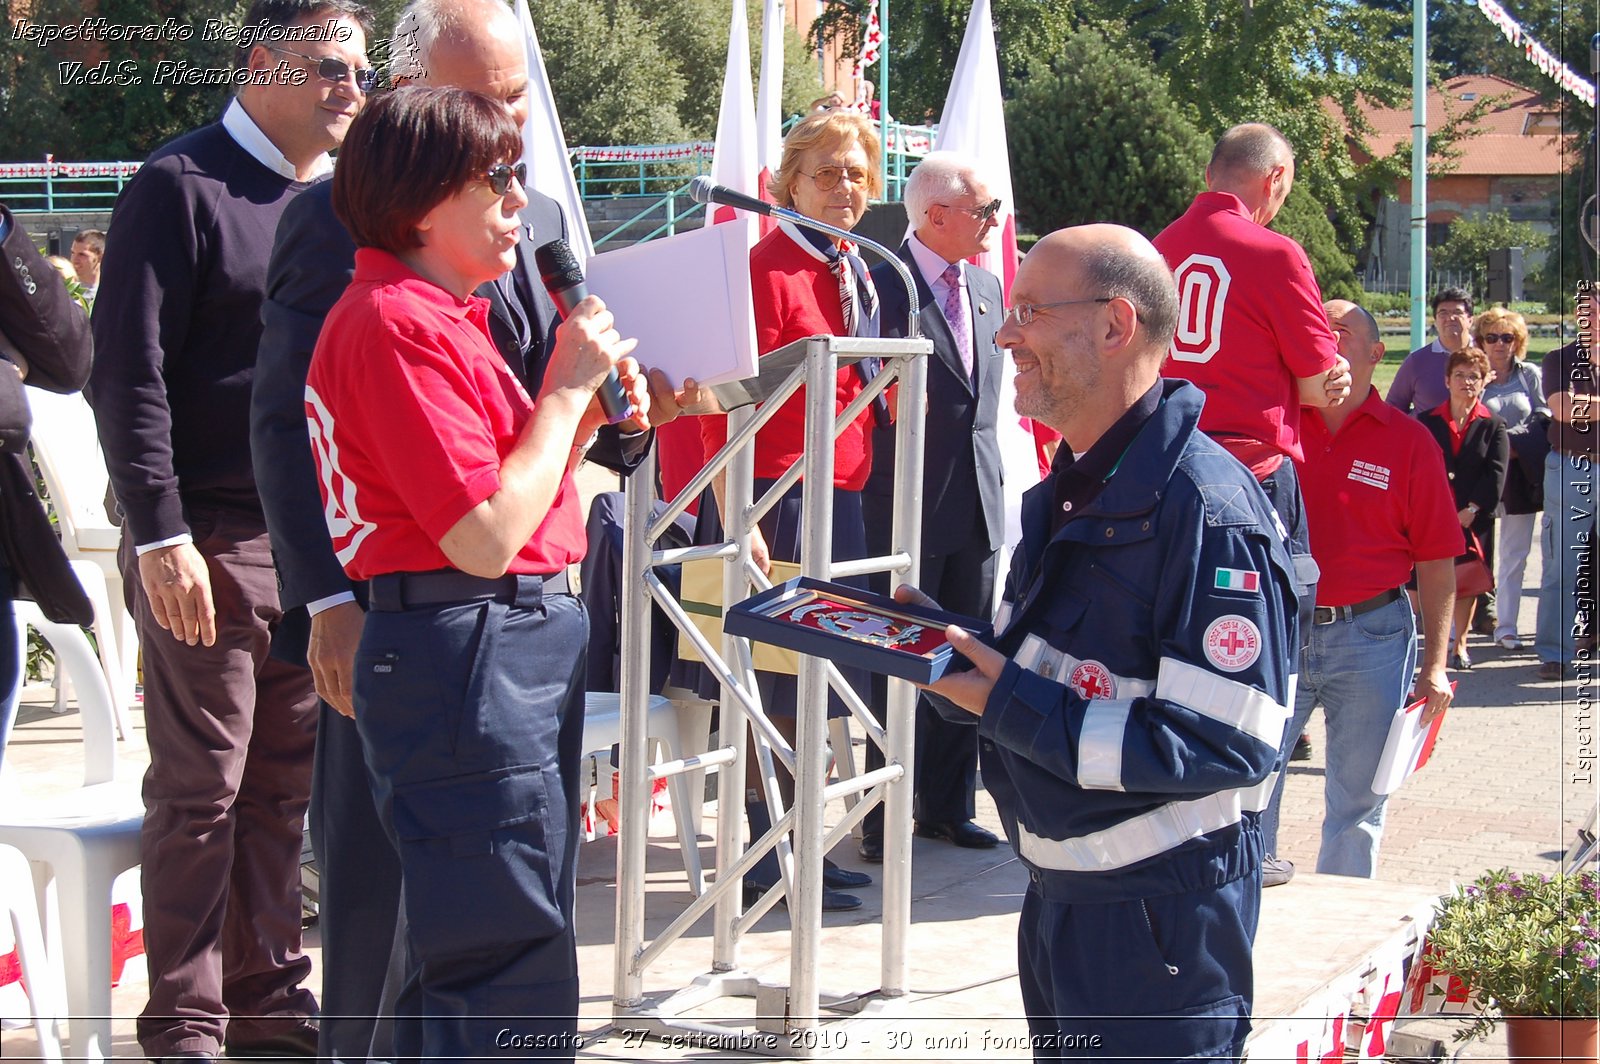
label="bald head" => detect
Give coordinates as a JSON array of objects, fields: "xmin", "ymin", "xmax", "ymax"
[
  {"xmin": 999, "ymin": 225, "xmax": 1178, "ymax": 445},
  {"xmin": 1206, "ymin": 123, "xmax": 1295, "ymax": 225},
  {"xmin": 1031, "ymin": 224, "xmax": 1179, "ymax": 358},
  {"xmin": 1324, "ymin": 299, "xmax": 1384, "ymax": 395},
  {"xmin": 392, "ymin": 0, "xmax": 529, "ymax": 125}
]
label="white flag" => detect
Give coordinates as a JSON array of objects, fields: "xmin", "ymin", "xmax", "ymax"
[
  {"xmin": 710, "ymin": 0, "xmax": 759, "ymax": 211},
  {"xmin": 754, "ymin": 0, "xmax": 785, "ymax": 178},
  {"xmin": 513, "ymin": 0, "xmax": 593, "ymax": 262}
]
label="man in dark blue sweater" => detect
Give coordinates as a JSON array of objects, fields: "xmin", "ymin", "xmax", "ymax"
[{"xmin": 88, "ymin": 2, "xmax": 376, "ymax": 1059}]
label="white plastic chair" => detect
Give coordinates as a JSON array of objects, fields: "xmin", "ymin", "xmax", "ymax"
[
  {"xmin": 0, "ymin": 842, "xmax": 65, "ymax": 1062},
  {"xmin": 0, "ymin": 601, "xmax": 143, "ymax": 1063},
  {"xmin": 23, "ymin": 386, "xmax": 137, "ymax": 736},
  {"xmin": 583, "ymin": 693, "xmax": 713, "ymax": 895}
]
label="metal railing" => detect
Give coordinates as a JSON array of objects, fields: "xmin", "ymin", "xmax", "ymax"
[
  {"xmin": 591, "ymin": 183, "xmax": 710, "ymax": 250},
  {"xmin": 0, "ymin": 161, "xmax": 141, "ymax": 214},
  {"xmin": 4, "ymin": 118, "xmax": 936, "ymax": 215}
]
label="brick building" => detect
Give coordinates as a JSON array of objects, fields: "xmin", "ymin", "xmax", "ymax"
[{"xmin": 1352, "ymin": 73, "xmax": 1576, "ymax": 280}]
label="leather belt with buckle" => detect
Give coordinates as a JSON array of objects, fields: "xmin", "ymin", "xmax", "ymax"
[
  {"xmin": 368, "ymin": 568, "xmax": 571, "ymax": 611},
  {"xmin": 1312, "ymin": 587, "xmax": 1403, "ymax": 626}
]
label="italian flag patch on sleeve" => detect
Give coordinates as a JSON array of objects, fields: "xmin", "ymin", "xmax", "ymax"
[{"xmin": 1214, "ymin": 568, "xmax": 1260, "ymax": 593}]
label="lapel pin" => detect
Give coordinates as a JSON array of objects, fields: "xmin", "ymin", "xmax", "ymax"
[{"xmin": 978, "ymin": 302, "xmax": 989, "ymax": 315}]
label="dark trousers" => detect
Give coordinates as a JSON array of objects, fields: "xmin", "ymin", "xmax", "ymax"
[
  {"xmin": 861, "ymin": 500, "xmax": 996, "ymax": 832},
  {"xmin": 122, "ymin": 508, "xmax": 319, "ymax": 1058},
  {"xmin": 355, "ymin": 580, "xmax": 587, "ymax": 1060},
  {"xmin": 1017, "ymin": 866, "xmax": 1259, "ymax": 1061},
  {"xmin": 309, "ymin": 700, "xmax": 407, "ymax": 1063}
]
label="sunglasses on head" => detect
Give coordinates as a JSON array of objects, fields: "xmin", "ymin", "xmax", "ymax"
[
  {"xmin": 1481, "ymin": 332, "xmax": 1517, "ymax": 345},
  {"xmin": 484, "ymin": 161, "xmax": 528, "ymax": 196},
  {"xmin": 270, "ymin": 46, "xmax": 379, "ymax": 93}
]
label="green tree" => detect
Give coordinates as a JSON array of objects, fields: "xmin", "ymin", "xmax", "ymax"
[
  {"xmin": 1365, "ymin": 0, "xmax": 1595, "ymax": 120},
  {"xmin": 1074, "ymin": 0, "xmax": 1415, "ymax": 260},
  {"xmin": 1433, "ymin": 208, "xmax": 1550, "ymax": 303},
  {"xmin": 1004, "ymin": 29, "xmax": 1208, "ymax": 239},
  {"xmin": 1271, "ymin": 183, "xmax": 1361, "ymax": 302},
  {"xmin": 3, "ymin": 0, "xmax": 241, "ymax": 160},
  {"xmin": 525, "ymin": 0, "xmax": 686, "ymax": 145},
  {"xmin": 811, "ymin": 0, "xmax": 1077, "ymax": 124},
  {"xmin": 639, "ymin": 0, "xmax": 822, "ymax": 139}
]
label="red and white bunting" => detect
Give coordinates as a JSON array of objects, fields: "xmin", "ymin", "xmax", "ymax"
[{"xmin": 1475, "ymin": 0, "xmax": 1596, "ymax": 108}]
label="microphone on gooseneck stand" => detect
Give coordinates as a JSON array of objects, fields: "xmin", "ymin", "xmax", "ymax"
[
  {"xmin": 532, "ymin": 238, "xmax": 637, "ymax": 426},
  {"xmin": 687, "ymin": 177, "xmax": 776, "ymax": 219}
]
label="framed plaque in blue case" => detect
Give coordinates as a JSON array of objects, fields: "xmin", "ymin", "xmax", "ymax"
[{"xmin": 724, "ymin": 577, "xmax": 991, "ymax": 684}]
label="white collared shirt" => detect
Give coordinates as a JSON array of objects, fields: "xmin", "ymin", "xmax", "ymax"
[
  {"xmin": 220, "ymin": 98, "xmax": 333, "ymax": 182},
  {"xmin": 908, "ymin": 232, "xmax": 970, "ymax": 350}
]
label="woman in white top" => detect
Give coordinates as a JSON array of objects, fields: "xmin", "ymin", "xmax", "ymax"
[{"xmin": 1475, "ymin": 307, "xmax": 1548, "ymax": 650}]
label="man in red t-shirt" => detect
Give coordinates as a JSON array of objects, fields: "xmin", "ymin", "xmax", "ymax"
[
  {"xmin": 1154, "ymin": 123, "xmax": 1351, "ymax": 472},
  {"xmin": 1260, "ymin": 300, "xmax": 1459, "ymax": 878},
  {"xmin": 1154, "ymin": 124, "xmax": 1352, "ymax": 883}
]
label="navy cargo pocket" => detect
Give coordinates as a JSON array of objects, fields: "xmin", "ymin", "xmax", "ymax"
[
  {"xmin": 1091, "ymin": 994, "xmax": 1249, "ymax": 1061},
  {"xmin": 391, "ymin": 764, "xmax": 565, "ymax": 963}
]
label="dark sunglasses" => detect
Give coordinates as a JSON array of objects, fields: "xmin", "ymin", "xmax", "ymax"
[
  {"xmin": 269, "ymin": 46, "xmax": 379, "ymax": 93},
  {"xmin": 484, "ymin": 161, "xmax": 528, "ymax": 196},
  {"xmin": 1481, "ymin": 332, "xmax": 1517, "ymax": 345},
  {"xmin": 940, "ymin": 198, "xmax": 1004, "ymax": 222}
]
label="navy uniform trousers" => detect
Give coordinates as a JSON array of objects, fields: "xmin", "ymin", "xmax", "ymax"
[
  {"xmin": 354, "ymin": 575, "xmax": 587, "ymax": 1061},
  {"xmin": 1018, "ymin": 848, "xmax": 1261, "ymax": 1061}
]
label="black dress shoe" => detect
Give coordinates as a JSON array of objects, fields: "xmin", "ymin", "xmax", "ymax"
[
  {"xmin": 742, "ymin": 879, "xmax": 862, "ymax": 911},
  {"xmin": 224, "ymin": 1019, "xmax": 319, "ymax": 1059},
  {"xmin": 857, "ymin": 833, "xmax": 883, "ymax": 863},
  {"xmin": 1290, "ymin": 732, "xmax": 1312, "ymax": 762},
  {"xmin": 822, "ymin": 859, "xmax": 872, "ymax": 889},
  {"xmin": 914, "ymin": 819, "xmax": 1001, "ymax": 849}
]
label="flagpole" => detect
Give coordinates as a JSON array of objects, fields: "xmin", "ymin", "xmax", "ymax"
[
  {"xmin": 878, "ymin": 0, "xmax": 889, "ymax": 196},
  {"xmin": 1410, "ymin": 0, "xmax": 1426, "ymax": 350}
]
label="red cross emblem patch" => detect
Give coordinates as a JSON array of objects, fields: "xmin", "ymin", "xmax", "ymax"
[
  {"xmin": 1203, "ymin": 615, "xmax": 1261, "ymax": 672},
  {"xmin": 1068, "ymin": 660, "xmax": 1116, "ymax": 700}
]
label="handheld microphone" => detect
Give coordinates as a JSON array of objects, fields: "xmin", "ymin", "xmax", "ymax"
[
  {"xmin": 532, "ymin": 238, "xmax": 636, "ymax": 427},
  {"xmin": 687, "ymin": 176, "xmax": 776, "ymax": 218}
]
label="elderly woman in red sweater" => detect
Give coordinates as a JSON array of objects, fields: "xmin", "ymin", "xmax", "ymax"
[{"xmin": 699, "ymin": 109, "xmax": 884, "ymax": 911}]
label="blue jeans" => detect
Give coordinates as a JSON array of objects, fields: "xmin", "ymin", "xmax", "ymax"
[
  {"xmin": 1260, "ymin": 595, "xmax": 1416, "ymax": 877},
  {"xmin": 1537, "ymin": 450, "xmax": 1598, "ymax": 665}
]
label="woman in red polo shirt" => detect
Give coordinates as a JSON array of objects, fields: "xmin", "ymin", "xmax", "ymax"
[
  {"xmin": 698, "ymin": 109, "xmax": 884, "ymax": 911},
  {"xmin": 303, "ymin": 87, "xmax": 641, "ymax": 1060}
]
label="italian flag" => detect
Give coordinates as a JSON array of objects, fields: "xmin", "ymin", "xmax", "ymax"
[{"xmin": 1215, "ymin": 568, "xmax": 1261, "ymax": 593}]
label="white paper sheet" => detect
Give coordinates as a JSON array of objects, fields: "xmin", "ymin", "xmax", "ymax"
[{"xmin": 585, "ymin": 217, "xmax": 757, "ymax": 388}]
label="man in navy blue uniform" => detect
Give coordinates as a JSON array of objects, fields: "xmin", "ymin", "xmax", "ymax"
[{"xmin": 921, "ymin": 225, "xmax": 1298, "ymax": 1061}]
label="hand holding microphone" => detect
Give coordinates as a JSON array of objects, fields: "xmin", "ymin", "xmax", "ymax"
[{"xmin": 533, "ymin": 238, "xmax": 646, "ymax": 431}]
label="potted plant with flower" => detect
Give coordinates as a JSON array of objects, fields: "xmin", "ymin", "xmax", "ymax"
[{"xmin": 1425, "ymin": 868, "xmax": 1599, "ymax": 1061}]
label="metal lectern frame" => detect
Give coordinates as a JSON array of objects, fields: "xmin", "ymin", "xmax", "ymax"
[{"xmin": 610, "ymin": 332, "xmax": 934, "ymax": 1055}]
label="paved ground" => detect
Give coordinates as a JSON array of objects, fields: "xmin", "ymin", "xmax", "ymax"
[{"xmin": 1, "ymin": 522, "xmax": 1593, "ymax": 1061}]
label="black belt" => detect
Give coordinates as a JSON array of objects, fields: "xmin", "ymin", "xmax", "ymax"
[
  {"xmin": 367, "ymin": 568, "xmax": 571, "ymax": 612},
  {"xmin": 1312, "ymin": 587, "xmax": 1402, "ymax": 626}
]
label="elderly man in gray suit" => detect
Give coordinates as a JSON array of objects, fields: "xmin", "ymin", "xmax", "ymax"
[{"xmin": 860, "ymin": 152, "xmax": 1007, "ymax": 860}]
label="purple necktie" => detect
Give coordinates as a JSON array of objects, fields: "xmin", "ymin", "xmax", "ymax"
[{"xmin": 941, "ymin": 263, "xmax": 972, "ymax": 380}]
